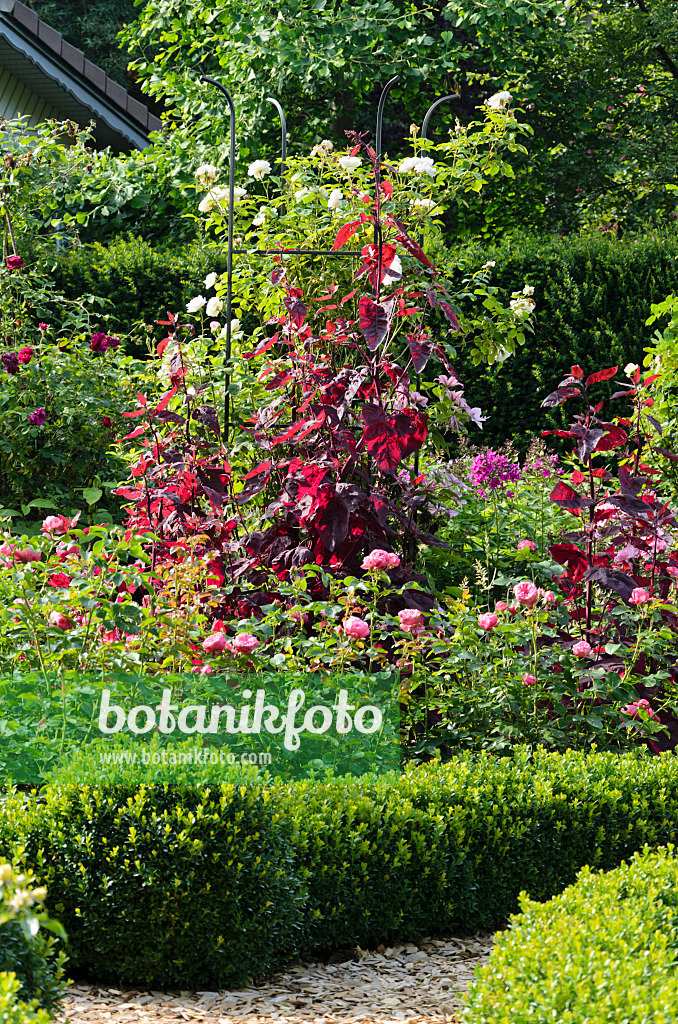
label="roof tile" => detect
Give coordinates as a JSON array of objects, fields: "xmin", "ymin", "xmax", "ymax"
[
  {"xmin": 7, "ymin": 1, "xmax": 38, "ymax": 34},
  {"xmin": 60, "ymin": 39, "xmax": 85, "ymax": 75},
  {"xmin": 37, "ymin": 17, "xmax": 61, "ymax": 55}
]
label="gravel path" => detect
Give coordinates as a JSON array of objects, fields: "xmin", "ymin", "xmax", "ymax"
[{"xmin": 57, "ymin": 933, "xmax": 495, "ymax": 1024}]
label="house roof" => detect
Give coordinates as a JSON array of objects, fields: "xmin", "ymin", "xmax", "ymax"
[{"xmin": 0, "ymin": 0, "xmax": 162, "ymax": 151}]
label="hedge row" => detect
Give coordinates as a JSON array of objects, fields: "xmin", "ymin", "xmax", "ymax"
[
  {"xmin": 2, "ymin": 748, "xmax": 678, "ymax": 988},
  {"xmin": 36, "ymin": 228, "xmax": 678, "ymax": 448},
  {"xmin": 465, "ymin": 844, "xmax": 678, "ymax": 1023},
  {"xmin": 454, "ymin": 229, "xmax": 678, "ymax": 449}
]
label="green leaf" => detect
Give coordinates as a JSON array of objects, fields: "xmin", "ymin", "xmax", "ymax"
[{"xmin": 83, "ymin": 487, "xmax": 103, "ymax": 506}]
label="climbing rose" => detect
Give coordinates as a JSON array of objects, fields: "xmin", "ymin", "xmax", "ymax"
[
  {"xmin": 542, "ymin": 590, "xmax": 557, "ymax": 604},
  {"xmin": 572, "ymin": 640, "xmax": 592, "ymax": 658},
  {"xmin": 90, "ymin": 332, "xmax": 107, "ymax": 352},
  {"xmin": 477, "ymin": 612, "xmax": 499, "ymax": 631},
  {"xmin": 29, "ymin": 407, "xmax": 46, "ymax": 426},
  {"xmin": 513, "ymin": 581, "xmax": 539, "ymax": 608},
  {"xmin": 338, "ymin": 155, "xmax": 362, "ymax": 170},
  {"xmin": 248, "ymin": 159, "xmax": 271, "ymax": 179},
  {"xmin": 15, "ymin": 548, "xmax": 41, "ymax": 563},
  {"xmin": 202, "ymin": 632, "xmax": 227, "ymax": 654},
  {"xmin": 486, "ymin": 90, "xmax": 512, "ymax": 109},
  {"xmin": 509, "ymin": 603, "xmax": 519, "ymax": 614},
  {"xmin": 344, "ymin": 616, "xmax": 370, "ymax": 639},
  {"xmin": 622, "ymin": 698, "xmax": 657, "ymax": 719},
  {"xmin": 18, "ymin": 347, "xmax": 33, "ymax": 364},
  {"xmin": 49, "ymin": 611, "xmax": 74, "ymax": 631},
  {"xmin": 398, "ymin": 609, "xmax": 423, "ymax": 632},
  {"xmin": 522, "ymin": 673, "xmax": 536, "ymax": 686},
  {"xmin": 362, "ymin": 549, "xmax": 400, "ymax": 571},
  {"xmin": 517, "ymin": 539, "xmax": 535, "ymax": 552},
  {"xmin": 232, "ymin": 633, "xmax": 260, "ymax": 654},
  {"xmin": 629, "ymin": 587, "xmax": 650, "ymax": 605},
  {"xmin": 38, "ymin": 322, "xmax": 47, "ymax": 332},
  {"xmin": 495, "ymin": 601, "xmax": 508, "ymax": 612},
  {"xmin": 102, "ymin": 416, "xmax": 112, "ymax": 428},
  {"xmin": 6, "ymin": 255, "xmax": 24, "ymax": 270},
  {"xmin": 1, "ymin": 352, "xmax": 19, "ymax": 374}
]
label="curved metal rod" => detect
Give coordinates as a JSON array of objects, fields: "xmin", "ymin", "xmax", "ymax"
[
  {"xmin": 375, "ymin": 75, "xmax": 400, "ymax": 166},
  {"xmin": 265, "ymin": 96, "xmax": 287, "ymax": 180},
  {"xmin": 201, "ymin": 74, "xmax": 236, "ymax": 440},
  {"xmin": 373, "ymin": 75, "xmax": 400, "ymax": 285},
  {"xmin": 421, "ymin": 93, "xmax": 460, "ymax": 143}
]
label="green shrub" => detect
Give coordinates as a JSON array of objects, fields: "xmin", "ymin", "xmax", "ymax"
[
  {"xmin": 0, "ymin": 929, "xmax": 65, "ymax": 1016},
  {"xmin": 3, "ymin": 749, "xmax": 678, "ymax": 986},
  {"xmin": 0, "ymin": 974, "xmax": 52, "ymax": 1024},
  {"xmin": 0, "ymin": 779, "xmax": 301, "ymax": 990},
  {"xmin": 464, "ymin": 844, "xmax": 678, "ymax": 1023},
  {"xmin": 41, "ymin": 237, "xmax": 230, "ymax": 344},
  {"xmin": 450, "ymin": 229, "xmax": 678, "ymax": 449}
]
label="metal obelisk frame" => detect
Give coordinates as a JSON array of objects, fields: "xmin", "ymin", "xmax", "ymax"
[{"xmin": 200, "ymin": 73, "xmax": 458, "ymax": 440}]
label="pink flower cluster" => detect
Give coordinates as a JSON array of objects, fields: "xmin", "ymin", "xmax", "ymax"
[
  {"xmin": 202, "ymin": 631, "xmax": 260, "ymax": 654},
  {"xmin": 361, "ymin": 549, "xmax": 400, "ymax": 571},
  {"xmin": 469, "ymin": 450, "xmax": 521, "ymax": 496},
  {"xmin": 622, "ymin": 698, "xmax": 658, "ymax": 721},
  {"xmin": 0, "ymin": 543, "xmax": 41, "ymax": 564}
]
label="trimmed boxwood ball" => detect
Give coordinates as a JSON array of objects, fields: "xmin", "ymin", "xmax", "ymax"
[
  {"xmin": 464, "ymin": 844, "xmax": 678, "ymax": 1023},
  {"xmin": 3, "ymin": 748, "xmax": 678, "ymax": 988}
]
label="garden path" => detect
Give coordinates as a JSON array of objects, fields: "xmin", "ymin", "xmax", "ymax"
[{"xmin": 56, "ymin": 931, "xmax": 494, "ymax": 1024}]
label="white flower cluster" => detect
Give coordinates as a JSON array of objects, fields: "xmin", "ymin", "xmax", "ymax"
[
  {"xmin": 509, "ymin": 294, "xmax": 536, "ymax": 316},
  {"xmin": 310, "ymin": 139, "xmax": 334, "ymax": 158},
  {"xmin": 398, "ymin": 156, "xmax": 436, "ymax": 177},
  {"xmin": 338, "ymin": 155, "xmax": 362, "ymax": 171},
  {"xmin": 328, "ymin": 188, "xmax": 343, "ymax": 211},
  {"xmin": 248, "ymin": 159, "xmax": 272, "ymax": 180},
  {"xmin": 197, "ymin": 185, "xmax": 247, "ymax": 213},
  {"xmin": 486, "ymin": 91, "xmax": 513, "ymax": 110}
]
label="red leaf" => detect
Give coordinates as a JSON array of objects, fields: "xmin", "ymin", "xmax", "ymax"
[
  {"xmin": 122, "ymin": 426, "xmax": 146, "ymax": 440},
  {"xmin": 570, "ymin": 365, "xmax": 584, "ymax": 379},
  {"xmin": 641, "ymin": 373, "xmax": 660, "ymax": 387},
  {"xmin": 340, "ymin": 288, "xmax": 359, "ymax": 306},
  {"xmin": 361, "ymin": 406, "xmax": 428, "ymax": 475},
  {"xmin": 157, "ymin": 337, "xmax": 172, "ymax": 357},
  {"xmin": 396, "ymin": 232, "xmax": 435, "ymax": 269},
  {"xmin": 438, "ymin": 301, "xmax": 460, "ymax": 332},
  {"xmin": 137, "ymin": 392, "xmax": 147, "ymax": 406},
  {"xmin": 595, "ymin": 425, "xmax": 628, "ymax": 451},
  {"xmin": 359, "ymin": 296, "xmax": 394, "ymax": 351},
  {"xmin": 379, "ymin": 181, "xmax": 393, "ymax": 200},
  {"xmin": 331, "ymin": 215, "xmax": 369, "ymax": 251},
  {"xmin": 122, "ymin": 409, "xmax": 146, "ymax": 418},
  {"xmin": 311, "ymin": 283, "xmax": 338, "ymax": 301},
  {"xmin": 585, "ymin": 366, "xmax": 618, "ymax": 386},
  {"xmin": 155, "ymin": 386, "xmax": 178, "ymax": 413},
  {"xmin": 252, "ymin": 333, "xmax": 279, "ymax": 357}
]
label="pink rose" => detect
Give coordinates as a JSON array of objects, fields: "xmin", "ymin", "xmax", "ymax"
[
  {"xmin": 42, "ymin": 514, "xmax": 71, "ymax": 535},
  {"xmin": 56, "ymin": 542, "xmax": 79, "ymax": 557},
  {"xmin": 522, "ymin": 673, "xmax": 536, "ymax": 686},
  {"xmin": 15, "ymin": 548, "xmax": 41, "ymax": 563},
  {"xmin": 513, "ymin": 581, "xmax": 539, "ymax": 608},
  {"xmin": 572, "ymin": 640, "xmax": 592, "ymax": 658},
  {"xmin": 622, "ymin": 699, "xmax": 657, "ymax": 720},
  {"xmin": 495, "ymin": 601, "xmax": 508, "ymax": 612},
  {"xmin": 200, "ymin": 664, "xmax": 214, "ymax": 675},
  {"xmin": 232, "ymin": 632, "xmax": 260, "ymax": 654},
  {"xmin": 202, "ymin": 631, "xmax": 227, "ymax": 653},
  {"xmin": 17, "ymin": 347, "xmax": 34, "ymax": 365},
  {"xmin": 49, "ymin": 611, "xmax": 74, "ymax": 631},
  {"xmin": 398, "ymin": 609, "xmax": 423, "ymax": 632},
  {"xmin": 542, "ymin": 590, "xmax": 557, "ymax": 604},
  {"xmin": 478, "ymin": 612, "xmax": 499, "ymax": 631},
  {"xmin": 362, "ymin": 549, "xmax": 400, "ymax": 570},
  {"xmin": 344, "ymin": 616, "xmax": 370, "ymax": 639},
  {"xmin": 629, "ymin": 587, "xmax": 650, "ymax": 605},
  {"xmin": 517, "ymin": 539, "xmax": 535, "ymax": 552},
  {"xmin": 509, "ymin": 603, "xmax": 519, "ymax": 614},
  {"xmin": 667, "ymin": 565, "xmax": 678, "ymax": 579}
]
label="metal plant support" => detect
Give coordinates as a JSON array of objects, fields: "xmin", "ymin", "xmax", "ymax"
[{"xmin": 200, "ymin": 73, "xmax": 459, "ymax": 439}]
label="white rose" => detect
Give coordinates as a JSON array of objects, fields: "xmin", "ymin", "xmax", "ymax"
[
  {"xmin": 194, "ymin": 164, "xmax": 218, "ymax": 186},
  {"xmin": 398, "ymin": 157, "xmax": 418, "ymax": 173},
  {"xmin": 206, "ymin": 296, "xmax": 223, "ymax": 317},
  {"xmin": 624, "ymin": 362, "xmax": 640, "ymax": 377},
  {"xmin": 414, "ymin": 156, "xmax": 435, "ymax": 177},
  {"xmin": 486, "ymin": 90, "xmax": 513, "ymax": 110},
  {"xmin": 482, "ymin": 261, "xmax": 496, "ymax": 269},
  {"xmin": 338, "ymin": 155, "xmax": 362, "ymax": 171},
  {"xmin": 410, "ymin": 197, "xmax": 437, "ymax": 212},
  {"xmin": 382, "ymin": 254, "xmax": 403, "ymax": 288},
  {"xmin": 248, "ymin": 159, "xmax": 272, "ymax": 179},
  {"xmin": 252, "ymin": 206, "xmax": 269, "ymax": 226},
  {"xmin": 204, "ymin": 272, "xmax": 218, "ymax": 290},
  {"xmin": 294, "ymin": 187, "xmax": 312, "ymax": 201},
  {"xmin": 328, "ymin": 188, "xmax": 343, "ymax": 210},
  {"xmin": 186, "ymin": 295, "xmax": 207, "ymax": 313},
  {"xmin": 210, "ymin": 320, "xmax": 221, "ymax": 333},
  {"xmin": 523, "ymin": 285, "xmax": 534, "ymax": 296}
]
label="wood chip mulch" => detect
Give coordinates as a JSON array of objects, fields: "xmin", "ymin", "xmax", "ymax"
[{"xmin": 56, "ymin": 932, "xmax": 495, "ymax": 1024}]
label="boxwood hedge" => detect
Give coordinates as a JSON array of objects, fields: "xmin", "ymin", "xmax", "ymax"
[
  {"xmin": 464, "ymin": 844, "xmax": 678, "ymax": 1024},
  {"xmin": 2, "ymin": 748, "xmax": 678, "ymax": 988}
]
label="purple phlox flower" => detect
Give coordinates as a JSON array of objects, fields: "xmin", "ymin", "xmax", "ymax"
[
  {"xmin": 469, "ymin": 450, "xmax": 522, "ymax": 492},
  {"xmin": 29, "ymin": 407, "xmax": 46, "ymax": 426}
]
